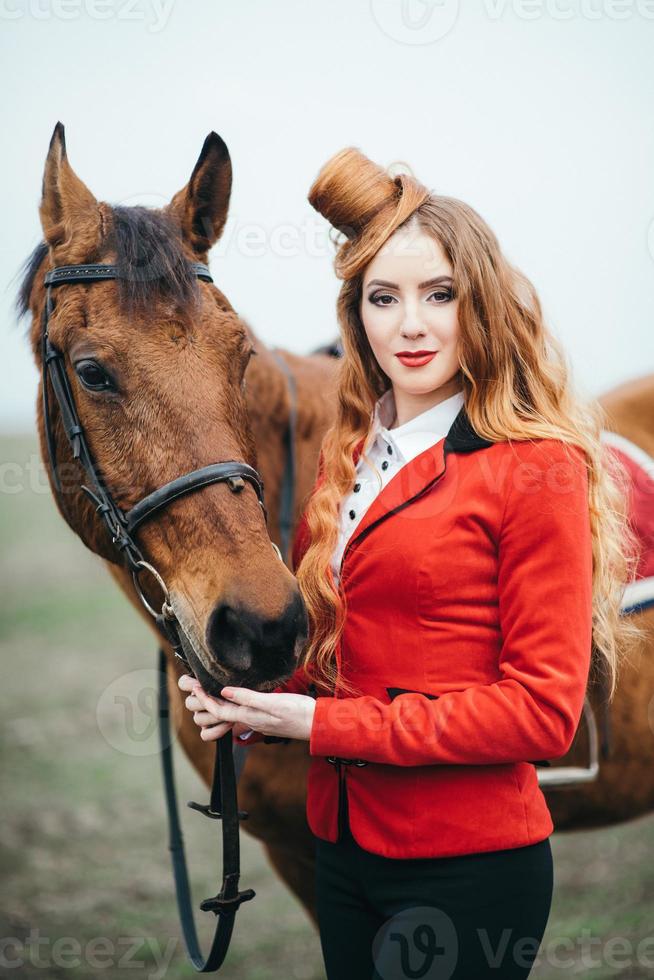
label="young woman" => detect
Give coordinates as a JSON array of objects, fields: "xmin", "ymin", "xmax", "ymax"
[{"xmin": 179, "ymin": 148, "xmax": 640, "ymax": 979}]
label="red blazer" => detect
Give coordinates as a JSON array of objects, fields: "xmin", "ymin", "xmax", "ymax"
[{"xmin": 237, "ymin": 407, "xmax": 593, "ymax": 859}]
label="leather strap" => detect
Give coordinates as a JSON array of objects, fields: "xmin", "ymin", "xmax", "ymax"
[
  {"xmin": 125, "ymin": 462, "xmax": 266, "ymax": 533},
  {"xmin": 158, "ymin": 647, "xmax": 254, "ymax": 972},
  {"xmin": 44, "ymin": 262, "xmax": 213, "ymax": 286},
  {"xmin": 269, "ymin": 349, "xmax": 297, "ymax": 562}
]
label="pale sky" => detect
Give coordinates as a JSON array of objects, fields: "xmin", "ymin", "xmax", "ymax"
[{"xmin": 2, "ymin": 0, "xmax": 653, "ymax": 432}]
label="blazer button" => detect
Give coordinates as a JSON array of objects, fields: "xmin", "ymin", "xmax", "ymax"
[
  {"xmin": 387, "ymin": 445, "xmax": 393, "ymax": 455},
  {"xmin": 353, "ymin": 483, "xmax": 361, "ymax": 492},
  {"xmin": 381, "ymin": 460, "xmax": 389, "ymax": 470},
  {"xmin": 349, "ymin": 509, "xmax": 356, "ymax": 519}
]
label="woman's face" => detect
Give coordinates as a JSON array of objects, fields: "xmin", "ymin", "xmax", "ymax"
[{"xmin": 359, "ymin": 225, "xmax": 461, "ymax": 405}]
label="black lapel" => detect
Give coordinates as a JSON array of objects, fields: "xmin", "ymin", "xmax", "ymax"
[{"xmin": 444, "ymin": 404, "xmax": 495, "ymax": 455}]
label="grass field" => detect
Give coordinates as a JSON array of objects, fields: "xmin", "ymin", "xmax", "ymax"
[{"xmin": 1, "ymin": 434, "xmax": 653, "ymax": 979}]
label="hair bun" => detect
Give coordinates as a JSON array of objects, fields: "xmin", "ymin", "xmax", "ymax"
[
  {"xmin": 307, "ymin": 147, "xmax": 401, "ymax": 239},
  {"xmin": 307, "ymin": 147, "xmax": 432, "ymax": 278}
]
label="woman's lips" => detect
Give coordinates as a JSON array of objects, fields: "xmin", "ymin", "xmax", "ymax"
[{"xmin": 395, "ymin": 351, "xmax": 438, "ymax": 367}]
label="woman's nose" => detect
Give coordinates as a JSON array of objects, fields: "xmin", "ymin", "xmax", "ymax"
[
  {"xmin": 400, "ymin": 318, "xmax": 426, "ymax": 338},
  {"xmin": 399, "ymin": 298, "xmax": 426, "ymax": 338}
]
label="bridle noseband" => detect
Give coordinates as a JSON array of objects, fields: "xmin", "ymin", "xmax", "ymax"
[{"xmin": 41, "ymin": 262, "xmax": 280, "ymax": 656}]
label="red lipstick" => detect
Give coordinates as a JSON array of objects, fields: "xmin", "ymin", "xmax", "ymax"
[{"xmin": 395, "ymin": 350, "xmax": 438, "ymax": 368}]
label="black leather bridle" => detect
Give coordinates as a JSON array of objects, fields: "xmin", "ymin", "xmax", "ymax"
[{"xmin": 40, "ymin": 261, "xmax": 285, "ymax": 971}]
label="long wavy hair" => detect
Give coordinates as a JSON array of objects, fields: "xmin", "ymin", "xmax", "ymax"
[{"xmin": 296, "ymin": 146, "xmax": 644, "ymax": 702}]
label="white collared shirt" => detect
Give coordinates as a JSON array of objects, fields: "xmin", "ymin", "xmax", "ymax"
[{"xmin": 330, "ymin": 387, "xmax": 465, "ymax": 587}]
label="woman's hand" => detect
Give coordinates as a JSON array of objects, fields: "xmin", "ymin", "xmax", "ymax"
[{"xmin": 177, "ymin": 673, "xmax": 316, "ymax": 742}]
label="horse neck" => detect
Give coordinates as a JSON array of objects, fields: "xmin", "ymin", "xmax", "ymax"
[{"xmin": 242, "ymin": 332, "xmax": 293, "ymax": 452}]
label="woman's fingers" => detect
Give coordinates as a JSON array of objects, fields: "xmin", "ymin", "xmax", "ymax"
[
  {"xmin": 193, "ymin": 710, "xmax": 229, "ymax": 728},
  {"xmin": 178, "ymin": 673, "xmax": 197, "ymax": 692},
  {"xmin": 178, "ymin": 674, "xmax": 279, "ymax": 739},
  {"xmin": 200, "ymin": 721, "xmax": 233, "ymax": 741},
  {"xmin": 185, "ymin": 693, "xmax": 214, "ymax": 712},
  {"xmin": 192, "ymin": 685, "xmax": 251, "ymax": 723}
]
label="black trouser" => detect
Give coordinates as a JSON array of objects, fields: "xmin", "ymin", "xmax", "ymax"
[{"xmin": 314, "ymin": 792, "xmax": 553, "ymax": 980}]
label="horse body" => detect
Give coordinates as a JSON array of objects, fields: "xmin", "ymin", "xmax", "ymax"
[{"xmin": 23, "ymin": 124, "xmax": 654, "ymax": 929}]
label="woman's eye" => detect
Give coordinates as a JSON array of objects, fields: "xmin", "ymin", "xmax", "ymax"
[
  {"xmin": 75, "ymin": 360, "xmax": 114, "ymax": 392},
  {"xmin": 369, "ymin": 290, "xmax": 454, "ymax": 306},
  {"xmin": 369, "ymin": 293, "xmax": 397, "ymax": 306}
]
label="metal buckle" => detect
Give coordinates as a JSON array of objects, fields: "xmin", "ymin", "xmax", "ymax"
[
  {"xmin": 132, "ymin": 560, "xmax": 173, "ymax": 619},
  {"xmin": 187, "ymin": 800, "xmax": 250, "ymax": 820},
  {"xmin": 326, "ymin": 756, "xmax": 368, "ymax": 767}
]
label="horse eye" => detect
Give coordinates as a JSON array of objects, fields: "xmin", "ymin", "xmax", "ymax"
[{"xmin": 75, "ymin": 359, "xmax": 114, "ymax": 392}]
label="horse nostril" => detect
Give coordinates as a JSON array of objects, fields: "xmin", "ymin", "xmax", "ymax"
[
  {"xmin": 206, "ymin": 603, "xmax": 255, "ymax": 673},
  {"xmin": 205, "ymin": 591, "xmax": 307, "ymax": 680}
]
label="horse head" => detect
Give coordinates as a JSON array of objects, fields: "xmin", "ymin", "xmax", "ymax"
[{"xmin": 19, "ymin": 123, "xmax": 308, "ymax": 696}]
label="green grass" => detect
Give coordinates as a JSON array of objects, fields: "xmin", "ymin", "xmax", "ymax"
[{"xmin": 2, "ymin": 434, "xmax": 653, "ymax": 979}]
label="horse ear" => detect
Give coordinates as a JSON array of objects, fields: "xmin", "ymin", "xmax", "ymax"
[
  {"xmin": 166, "ymin": 132, "xmax": 232, "ymax": 258},
  {"xmin": 39, "ymin": 122, "xmax": 102, "ymax": 259}
]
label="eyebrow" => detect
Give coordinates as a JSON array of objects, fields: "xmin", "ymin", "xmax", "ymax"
[{"xmin": 365, "ymin": 276, "xmax": 453, "ymax": 290}]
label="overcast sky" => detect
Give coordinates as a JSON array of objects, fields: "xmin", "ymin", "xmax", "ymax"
[{"xmin": 2, "ymin": 0, "xmax": 653, "ymax": 432}]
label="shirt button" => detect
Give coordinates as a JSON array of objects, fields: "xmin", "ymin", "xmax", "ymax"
[
  {"xmin": 381, "ymin": 460, "xmax": 389, "ymax": 470},
  {"xmin": 353, "ymin": 483, "xmax": 361, "ymax": 492},
  {"xmin": 387, "ymin": 445, "xmax": 393, "ymax": 455},
  {"xmin": 349, "ymin": 509, "xmax": 356, "ymax": 519}
]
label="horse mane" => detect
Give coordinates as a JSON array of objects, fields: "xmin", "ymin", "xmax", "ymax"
[{"xmin": 15, "ymin": 205, "xmax": 201, "ymax": 322}]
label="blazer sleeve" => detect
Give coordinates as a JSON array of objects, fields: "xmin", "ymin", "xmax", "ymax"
[{"xmin": 308, "ymin": 439, "xmax": 594, "ymax": 767}]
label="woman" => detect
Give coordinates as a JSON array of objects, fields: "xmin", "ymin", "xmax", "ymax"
[{"xmin": 179, "ymin": 148, "xmax": 640, "ymax": 979}]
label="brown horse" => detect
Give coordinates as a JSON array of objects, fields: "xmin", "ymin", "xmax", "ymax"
[
  {"xmin": 21, "ymin": 125, "xmax": 654, "ymax": 929},
  {"xmin": 20, "ymin": 124, "xmax": 339, "ymax": 921}
]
